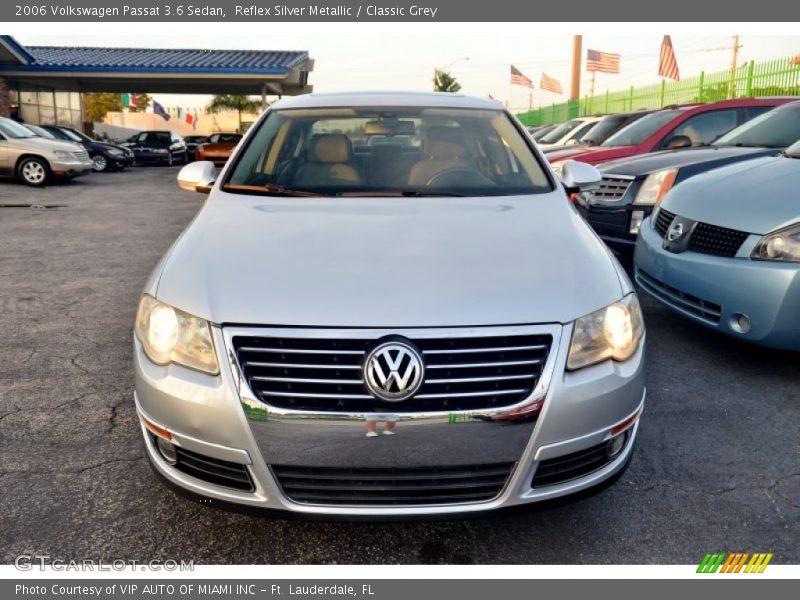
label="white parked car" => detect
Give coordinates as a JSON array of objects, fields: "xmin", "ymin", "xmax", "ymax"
[{"xmin": 536, "ymin": 116, "xmax": 603, "ymax": 150}]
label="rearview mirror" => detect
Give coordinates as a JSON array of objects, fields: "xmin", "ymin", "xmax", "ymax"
[
  {"xmin": 559, "ymin": 160, "xmax": 602, "ymax": 193},
  {"xmin": 177, "ymin": 160, "xmax": 216, "ymax": 193},
  {"xmin": 664, "ymin": 135, "xmax": 692, "ymax": 150}
]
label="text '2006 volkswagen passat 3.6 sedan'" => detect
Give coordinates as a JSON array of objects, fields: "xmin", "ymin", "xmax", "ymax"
[{"xmin": 133, "ymin": 92, "xmax": 646, "ymax": 517}]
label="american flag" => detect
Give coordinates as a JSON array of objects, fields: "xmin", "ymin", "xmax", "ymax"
[
  {"xmin": 540, "ymin": 73, "xmax": 563, "ymax": 94},
  {"xmin": 510, "ymin": 65, "xmax": 533, "ymax": 88},
  {"xmin": 658, "ymin": 36, "xmax": 680, "ymax": 80},
  {"xmin": 586, "ymin": 49, "xmax": 621, "ymax": 74}
]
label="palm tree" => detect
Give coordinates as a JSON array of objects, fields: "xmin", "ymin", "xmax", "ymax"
[
  {"xmin": 433, "ymin": 70, "xmax": 462, "ymax": 93},
  {"xmin": 205, "ymin": 95, "xmax": 261, "ymax": 132}
]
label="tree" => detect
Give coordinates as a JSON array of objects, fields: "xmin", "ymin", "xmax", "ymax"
[
  {"xmin": 130, "ymin": 93, "xmax": 152, "ymax": 112},
  {"xmin": 433, "ymin": 70, "xmax": 462, "ymax": 93},
  {"xmin": 205, "ymin": 94, "xmax": 261, "ymax": 132},
  {"xmin": 83, "ymin": 93, "xmax": 122, "ymax": 123}
]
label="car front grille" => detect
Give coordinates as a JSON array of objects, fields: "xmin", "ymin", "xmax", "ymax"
[
  {"xmin": 173, "ymin": 445, "xmax": 254, "ymax": 491},
  {"xmin": 232, "ymin": 333, "xmax": 552, "ymax": 413},
  {"xmin": 532, "ymin": 442, "xmax": 610, "ymax": 487},
  {"xmin": 589, "ymin": 175, "xmax": 634, "ymax": 201},
  {"xmin": 654, "ymin": 207, "xmax": 675, "ymax": 237},
  {"xmin": 73, "ymin": 150, "xmax": 89, "ymax": 162},
  {"xmin": 653, "ymin": 208, "xmax": 748, "ymax": 257},
  {"xmin": 272, "ymin": 463, "xmax": 514, "ymax": 506},
  {"xmin": 635, "ymin": 269, "xmax": 722, "ymax": 324},
  {"xmin": 687, "ymin": 222, "xmax": 750, "ymax": 257}
]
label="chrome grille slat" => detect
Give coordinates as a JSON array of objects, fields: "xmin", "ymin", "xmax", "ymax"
[
  {"xmin": 588, "ymin": 175, "xmax": 634, "ymax": 201},
  {"xmin": 233, "ymin": 333, "xmax": 551, "ymax": 412}
]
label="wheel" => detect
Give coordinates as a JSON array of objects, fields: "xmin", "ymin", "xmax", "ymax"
[
  {"xmin": 18, "ymin": 157, "xmax": 51, "ymax": 187},
  {"xmin": 92, "ymin": 154, "xmax": 109, "ymax": 172}
]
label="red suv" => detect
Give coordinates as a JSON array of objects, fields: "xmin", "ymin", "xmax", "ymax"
[{"xmin": 547, "ymin": 98, "xmax": 796, "ymax": 168}]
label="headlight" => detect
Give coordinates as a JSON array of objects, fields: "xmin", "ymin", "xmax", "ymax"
[
  {"xmin": 134, "ymin": 295, "xmax": 219, "ymax": 374},
  {"xmin": 634, "ymin": 169, "xmax": 678, "ymax": 205},
  {"xmin": 52, "ymin": 150, "xmax": 76, "ymax": 161},
  {"xmin": 107, "ymin": 148, "xmax": 123, "ymax": 156},
  {"xmin": 567, "ymin": 294, "xmax": 645, "ymax": 370},
  {"xmin": 751, "ymin": 222, "xmax": 800, "ymax": 263}
]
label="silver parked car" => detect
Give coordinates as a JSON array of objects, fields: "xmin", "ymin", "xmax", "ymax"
[
  {"xmin": 0, "ymin": 117, "xmax": 93, "ymax": 186},
  {"xmin": 133, "ymin": 92, "xmax": 646, "ymax": 517},
  {"xmin": 635, "ymin": 140, "xmax": 800, "ymax": 350}
]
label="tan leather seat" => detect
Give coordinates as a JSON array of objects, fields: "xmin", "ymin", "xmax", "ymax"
[
  {"xmin": 292, "ymin": 134, "xmax": 362, "ymax": 186},
  {"xmin": 408, "ymin": 126, "xmax": 473, "ymax": 187}
]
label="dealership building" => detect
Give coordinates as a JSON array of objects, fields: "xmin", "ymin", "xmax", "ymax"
[{"xmin": 0, "ymin": 35, "xmax": 313, "ymax": 127}]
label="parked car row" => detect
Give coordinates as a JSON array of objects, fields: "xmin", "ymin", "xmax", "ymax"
[
  {"xmin": 542, "ymin": 97, "xmax": 800, "ymax": 351},
  {"xmin": 0, "ymin": 117, "xmax": 240, "ymax": 186}
]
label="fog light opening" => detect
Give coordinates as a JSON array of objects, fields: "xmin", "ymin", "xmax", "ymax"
[
  {"xmin": 155, "ymin": 436, "xmax": 178, "ymax": 465},
  {"xmin": 605, "ymin": 430, "xmax": 628, "ymax": 460},
  {"xmin": 730, "ymin": 313, "xmax": 751, "ymax": 334}
]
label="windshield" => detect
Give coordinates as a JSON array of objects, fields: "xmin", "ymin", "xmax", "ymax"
[
  {"xmin": 225, "ymin": 106, "xmax": 552, "ymax": 197},
  {"xmin": 57, "ymin": 128, "xmax": 84, "ymax": 142},
  {"xmin": 602, "ymin": 109, "xmax": 682, "ymax": 147},
  {"xmin": 539, "ymin": 120, "xmax": 581, "ymax": 144},
  {"xmin": 713, "ymin": 103, "xmax": 800, "ymax": 148},
  {"xmin": 581, "ymin": 115, "xmax": 635, "ymax": 145},
  {"xmin": 0, "ymin": 118, "xmax": 36, "ymax": 139},
  {"xmin": 24, "ymin": 124, "xmax": 56, "ymax": 139}
]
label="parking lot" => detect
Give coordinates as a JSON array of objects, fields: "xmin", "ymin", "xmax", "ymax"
[{"xmin": 0, "ymin": 165, "xmax": 798, "ymax": 564}]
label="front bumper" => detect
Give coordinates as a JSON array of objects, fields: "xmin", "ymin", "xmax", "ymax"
[
  {"xmin": 635, "ymin": 219, "xmax": 800, "ymax": 350},
  {"xmin": 576, "ymin": 201, "xmax": 652, "ymax": 262},
  {"xmin": 133, "ymin": 150, "xmax": 170, "ymax": 163},
  {"xmin": 134, "ymin": 323, "xmax": 645, "ymax": 517},
  {"xmin": 50, "ymin": 158, "xmax": 93, "ymax": 178}
]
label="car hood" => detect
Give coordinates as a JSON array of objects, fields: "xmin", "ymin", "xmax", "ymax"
[
  {"xmin": 155, "ymin": 191, "xmax": 626, "ymax": 327},
  {"xmin": 547, "ymin": 145, "xmax": 636, "ymax": 165},
  {"xmin": 93, "ymin": 141, "xmax": 129, "ymax": 153},
  {"xmin": 599, "ymin": 146, "xmax": 777, "ymax": 176},
  {"xmin": 199, "ymin": 142, "xmax": 236, "ymax": 152},
  {"xmin": 7, "ymin": 137, "xmax": 83, "ymax": 153},
  {"xmin": 661, "ymin": 154, "xmax": 800, "ymax": 234}
]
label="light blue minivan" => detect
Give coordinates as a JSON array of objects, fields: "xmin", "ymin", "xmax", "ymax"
[{"xmin": 635, "ymin": 140, "xmax": 800, "ymax": 350}]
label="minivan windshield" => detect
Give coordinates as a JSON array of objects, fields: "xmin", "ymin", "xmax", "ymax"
[
  {"xmin": 0, "ymin": 118, "xmax": 36, "ymax": 139},
  {"xmin": 601, "ymin": 109, "xmax": 682, "ymax": 147},
  {"xmin": 713, "ymin": 103, "xmax": 800, "ymax": 148},
  {"xmin": 225, "ymin": 106, "xmax": 552, "ymax": 197}
]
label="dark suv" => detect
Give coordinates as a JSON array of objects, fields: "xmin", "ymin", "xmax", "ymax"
[
  {"xmin": 576, "ymin": 100, "xmax": 800, "ymax": 263},
  {"xmin": 42, "ymin": 125, "xmax": 134, "ymax": 172},
  {"xmin": 126, "ymin": 130, "xmax": 188, "ymax": 166}
]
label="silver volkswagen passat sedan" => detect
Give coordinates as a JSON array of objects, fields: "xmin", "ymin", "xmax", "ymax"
[{"xmin": 133, "ymin": 92, "xmax": 646, "ymax": 517}]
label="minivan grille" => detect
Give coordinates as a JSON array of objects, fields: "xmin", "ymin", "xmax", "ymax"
[
  {"xmin": 688, "ymin": 222, "xmax": 749, "ymax": 257},
  {"xmin": 590, "ymin": 175, "xmax": 634, "ymax": 201},
  {"xmin": 272, "ymin": 463, "xmax": 514, "ymax": 506},
  {"xmin": 654, "ymin": 208, "xmax": 675, "ymax": 237},
  {"xmin": 636, "ymin": 269, "xmax": 722, "ymax": 324},
  {"xmin": 232, "ymin": 333, "xmax": 552, "ymax": 413}
]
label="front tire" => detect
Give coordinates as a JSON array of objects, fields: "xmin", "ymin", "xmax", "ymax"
[
  {"xmin": 92, "ymin": 154, "xmax": 109, "ymax": 172},
  {"xmin": 18, "ymin": 157, "xmax": 51, "ymax": 187}
]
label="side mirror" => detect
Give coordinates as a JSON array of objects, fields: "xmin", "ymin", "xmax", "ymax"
[
  {"xmin": 177, "ymin": 160, "xmax": 216, "ymax": 193},
  {"xmin": 664, "ymin": 134, "xmax": 692, "ymax": 150},
  {"xmin": 559, "ymin": 160, "xmax": 602, "ymax": 193}
]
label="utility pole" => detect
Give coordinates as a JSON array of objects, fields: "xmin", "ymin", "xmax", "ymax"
[
  {"xmin": 570, "ymin": 35, "xmax": 583, "ymax": 100},
  {"xmin": 729, "ymin": 35, "xmax": 742, "ymax": 99}
]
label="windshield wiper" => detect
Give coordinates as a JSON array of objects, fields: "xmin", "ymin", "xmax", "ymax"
[
  {"xmin": 333, "ymin": 189, "xmax": 468, "ymax": 197},
  {"xmin": 222, "ymin": 183, "xmax": 321, "ymax": 197}
]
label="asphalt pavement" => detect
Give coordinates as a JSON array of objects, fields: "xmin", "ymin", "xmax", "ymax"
[{"xmin": 0, "ymin": 166, "xmax": 797, "ymax": 564}]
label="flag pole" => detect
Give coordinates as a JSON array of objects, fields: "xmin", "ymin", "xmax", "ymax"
[{"xmin": 590, "ymin": 71, "xmax": 597, "ymax": 98}]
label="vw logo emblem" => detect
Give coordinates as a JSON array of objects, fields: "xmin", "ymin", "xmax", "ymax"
[
  {"xmin": 364, "ymin": 340, "xmax": 424, "ymax": 402},
  {"xmin": 667, "ymin": 221, "xmax": 685, "ymax": 241}
]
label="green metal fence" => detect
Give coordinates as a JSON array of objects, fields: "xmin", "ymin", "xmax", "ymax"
[{"xmin": 517, "ymin": 55, "xmax": 800, "ymax": 126}]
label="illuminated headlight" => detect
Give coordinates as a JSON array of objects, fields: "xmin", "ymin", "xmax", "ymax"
[
  {"xmin": 134, "ymin": 295, "xmax": 219, "ymax": 374},
  {"xmin": 751, "ymin": 222, "xmax": 800, "ymax": 263},
  {"xmin": 634, "ymin": 169, "xmax": 678, "ymax": 205},
  {"xmin": 567, "ymin": 294, "xmax": 645, "ymax": 370}
]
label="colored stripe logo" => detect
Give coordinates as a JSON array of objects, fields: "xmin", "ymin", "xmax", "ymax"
[{"xmin": 697, "ymin": 552, "xmax": 773, "ymax": 573}]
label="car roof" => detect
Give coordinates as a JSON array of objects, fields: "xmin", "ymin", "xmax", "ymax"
[{"xmin": 271, "ymin": 91, "xmax": 503, "ymax": 110}]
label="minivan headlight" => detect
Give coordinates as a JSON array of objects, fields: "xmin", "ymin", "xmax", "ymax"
[
  {"xmin": 134, "ymin": 295, "xmax": 219, "ymax": 374},
  {"xmin": 751, "ymin": 222, "xmax": 800, "ymax": 262},
  {"xmin": 567, "ymin": 294, "xmax": 645, "ymax": 370},
  {"xmin": 634, "ymin": 169, "xmax": 678, "ymax": 205}
]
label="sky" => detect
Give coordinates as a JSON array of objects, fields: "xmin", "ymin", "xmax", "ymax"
[{"xmin": 14, "ymin": 28, "xmax": 800, "ymax": 112}]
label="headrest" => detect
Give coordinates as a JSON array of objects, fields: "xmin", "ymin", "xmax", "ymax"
[
  {"xmin": 423, "ymin": 126, "xmax": 469, "ymax": 159},
  {"xmin": 309, "ymin": 133, "xmax": 353, "ymax": 163}
]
